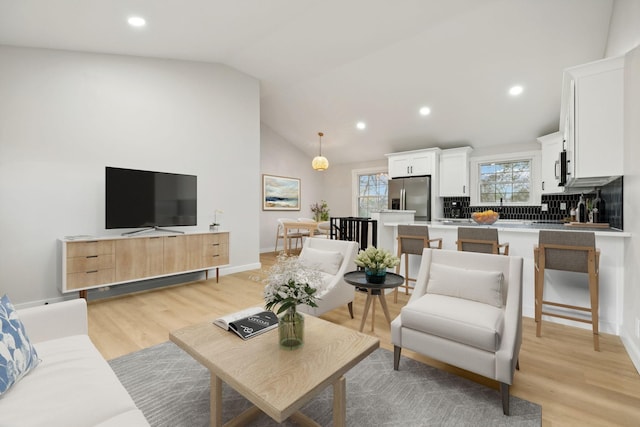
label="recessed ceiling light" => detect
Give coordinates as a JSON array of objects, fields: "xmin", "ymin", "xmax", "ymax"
[
  {"xmin": 419, "ymin": 106, "xmax": 431, "ymax": 116},
  {"xmin": 356, "ymin": 121, "xmax": 366, "ymax": 130},
  {"xmin": 127, "ymin": 16, "xmax": 146, "ymax": 27},
  {"xmin": 509, "ymin": 85, "xmax": 524, "ymax": 96}
]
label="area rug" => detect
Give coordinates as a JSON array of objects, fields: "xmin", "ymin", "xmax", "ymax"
[{"xmin": 109, "ymin": 341, "xmax": 541, "ymax": 426}]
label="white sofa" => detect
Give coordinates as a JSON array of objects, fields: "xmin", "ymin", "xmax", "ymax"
[
  {"xmin": 0, "ymin": 299, "xmax": 149, "ymax": 427},
  {"xmin": 296, "ymin": 237, "xmax": 359, "ymax": 317}
]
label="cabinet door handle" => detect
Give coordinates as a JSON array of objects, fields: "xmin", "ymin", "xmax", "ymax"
[
  {"xmin": 150, "ymin": 236, "xmax": 161, "ymax": 239},
  {"xmin": 462, "ymin": 185, "xmax": 466, "ymax": 194},
  {"xmin": 542, "ymin": 181, "xmax": 545, "ymax": 191},
  {"xmin": 211, "ymin": 243, "xmax": 220, "ymax": 246},
  {"xmin": 211, "ymin": 254, "xmax": 219, "ymax": 258},
  {"xmin": 86, "ymin": 270, "xmax": 98, "ymax": 274},
  {"xmin": 554, "ymin": 160, "xmax": 560, "ymax": 179},
  {"xmin": 86, "ymin": 255, "xmax": 98, "ymax": 259}
]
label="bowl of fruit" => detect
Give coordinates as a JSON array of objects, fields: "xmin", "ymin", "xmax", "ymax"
[{"xmin": 471, "ymin": 210, "xmax": 499, "ymax": 225}]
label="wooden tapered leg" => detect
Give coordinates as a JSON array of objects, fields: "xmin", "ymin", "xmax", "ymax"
[
  {"xmin": 378, "ymin": 293, "xmax": 392, "ymax": 324},
  {"xmin": 211, "ymin": 374, "xmax": 223, "ymax": 427},
  {"xmin": 393, "ymin": 346, "xmax": 401, "ymax": 370},
  {"xmin": 359, "ymin": 292, "xmax": 373, "ymax": 332},
  {"xmin": 333, "ymin": 376, "xmax": 346, "ymax": 427},
  {"xmin": 347, "ymin": 301, "xmax": 354, "ymax": 319},
  {"xmin": 500, "ymin": 383, "xmax": 510, "ymax": 415}
]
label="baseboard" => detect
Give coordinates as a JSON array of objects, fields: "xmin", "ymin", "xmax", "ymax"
[{"xmin": 620, "ymin": 330, "xmax": 640, "ymax": 375}]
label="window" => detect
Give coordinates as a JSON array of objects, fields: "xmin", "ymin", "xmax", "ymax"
[
  {"xmin": 479, "ymin": 160, "xmax": 531, "ymax": 203},
  {"xmin": 354, "ymin": 171, "xmax": 388, "ymax": 217},
  {"xmin": 470, "ymin": 151, "xmax": 541, "ymax": 206}
]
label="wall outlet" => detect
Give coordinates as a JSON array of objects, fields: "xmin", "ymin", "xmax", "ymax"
[
  {"xmin": 541, "ymin": 203, "xmax": 548, "ymax": 212},
  {"xmin": 560, "ymin": 202, "xmax": 567, "ymax": 211}
]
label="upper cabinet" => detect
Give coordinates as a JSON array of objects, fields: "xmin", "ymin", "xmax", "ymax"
[
  {"xmin": 537, "ymin": 132, "xmax": 563, "ymax": 194},
  {"xmin": 560, "ymin": 56, "xmax": 624, "ymax": 179},
  {"xmin": 386, "ymin": 148, "xmax": 440, "ymax": 178},
  {"xmin": 439, "ymin": 147, "xmax": 473, "ymax": 197}
]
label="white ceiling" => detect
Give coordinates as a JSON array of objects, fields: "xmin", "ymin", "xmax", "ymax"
[{"xmin": 0, "ymin": 0, "xmax": 615, "ymax": 165}]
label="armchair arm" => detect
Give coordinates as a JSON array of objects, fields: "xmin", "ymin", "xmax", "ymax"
[
  {"xmin": 17, "ymin": 299, "xmax": 88, "ymax": 344},
  {"xmin": 495, "ymin": 256, "xmax": 523, "ymax": 383}
]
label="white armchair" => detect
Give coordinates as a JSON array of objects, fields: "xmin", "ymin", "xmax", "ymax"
[
  {"xmin": 296, "ymin": 237, "xmax": 359, "ymax": 318},
  {"xmin": 391, "ymin": 248, "xmax": 523, "ymax": 415}
]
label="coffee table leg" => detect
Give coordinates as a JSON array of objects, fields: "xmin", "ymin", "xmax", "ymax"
[
  {"xmin": 211, "ymin": 374, "xmax": 223, "ymax": 427},
  {"xmin": 333, "ymin": 375, "xmax": 346, "ymax": 427},
  {"xmin": 378, "ymin": 292, "xmax": 392, "ymax": 324},
  {"xmin": 359, "ymin": 291, "xmax": 373, "ymax": 332}
]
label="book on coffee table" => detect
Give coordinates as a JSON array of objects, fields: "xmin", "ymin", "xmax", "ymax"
[{"xmin": 213, "ymin": 307, "xmax": 279, "ymax": 340}]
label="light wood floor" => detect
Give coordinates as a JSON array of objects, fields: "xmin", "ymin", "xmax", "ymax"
[{"xmin": 87, "ymin": 252, "xmax": 640, "ymax": 427}]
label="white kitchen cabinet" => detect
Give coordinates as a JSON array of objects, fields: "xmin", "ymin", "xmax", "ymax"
[
  {"xmin": 386, "ymin": 148, "xmax": 439, "ymax": 178},
  {"xmin": 537, "ymin": 132, "xmax": 563, "ymax": 194},
  {"xmin": 439, "ymin": 147, "xmax": 473, "ymax": 196},
  {"xmin": 560, "ymin": 56, "xmax": 624, "ymax": 180}
]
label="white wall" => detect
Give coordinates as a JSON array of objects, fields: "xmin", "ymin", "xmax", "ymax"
[
  {"xmin": 607, "ymin": 0, "xmax": 640, "ymax": 371},
  {"xmin": 621, "ymin": 45, "xmax": 640, "ymax": 371},
  {"xmin": 0, "ymin": 46, "xmax": 261, "ymax": 306},
  {"xmin": 259, "ymin": 124, "xmax": 326, "ymax": 252}
]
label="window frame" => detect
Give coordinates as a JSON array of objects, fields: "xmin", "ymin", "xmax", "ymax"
[
  {"xmin": 469, "ymin": 151, "xmax": 541, "ymax": 207},
  {"xmin": 351, "ymin": 167, "xmax": 389, "ymax": 217}
]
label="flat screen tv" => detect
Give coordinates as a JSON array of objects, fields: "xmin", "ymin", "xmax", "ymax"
[{"xmin": 105, "ymin": 167, "xmax": 197, "ymax": 230}]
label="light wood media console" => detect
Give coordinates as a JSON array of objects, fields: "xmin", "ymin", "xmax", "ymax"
[{"xmin": 59, "ymin": 231, "xmax": 229, "ymax": 298}]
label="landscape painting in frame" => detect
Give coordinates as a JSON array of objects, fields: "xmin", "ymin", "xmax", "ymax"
[{"xmin": 263, "ymin": 174, "xmax": 301, "ymax": 211}]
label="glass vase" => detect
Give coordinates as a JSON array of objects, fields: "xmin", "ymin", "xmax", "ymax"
[
  {"xmin": 278, "ymin": 307, "xmax": 304, "ymax": 350},
  {"xmin": 365, "ymin": 267, "xmax": 387, "ymax": 284}
]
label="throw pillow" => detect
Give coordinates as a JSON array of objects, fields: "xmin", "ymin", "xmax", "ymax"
[
  {"xmin": 298, "ymin": 247, "xmax": 344, "ymax": 275},
  {"xmin": 426, "ymin": 263, "xmax": 504, "ymax": 308},
  {"xmin": 0, "ymin": 294, "xmax": 40, "ymax": 396}
]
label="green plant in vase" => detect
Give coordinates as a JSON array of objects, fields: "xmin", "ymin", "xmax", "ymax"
[
  {"xmin": 354, "ymin": 246, "xmax": 400, "ymax": 284},
  {"xmin": 310, "ymin": 200, "xmax": 330, "ymax": 222},
  {"xmin": 263, "ymin": 254, "xmax": 321, "ymax": 350}
]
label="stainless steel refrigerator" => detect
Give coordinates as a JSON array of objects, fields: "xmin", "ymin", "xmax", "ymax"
[{"xmin": 388, "ymin": 175, "xmax": 431, "ymax": 221}]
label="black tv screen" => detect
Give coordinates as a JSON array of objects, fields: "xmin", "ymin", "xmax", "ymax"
[{"xmin": 106, "ymin": 167, "xmax": 197, "ymax": 229}]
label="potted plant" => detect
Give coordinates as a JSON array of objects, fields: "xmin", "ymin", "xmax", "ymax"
[
  {"xmin": 310, "ymin": 200, "xmax": 330, "ymax": 222},
  {"xmin": 354, "ymin": 246, "xmax": 400, "ymax": 284},
  {"xmin": 263, "ymin": 254, "xmax": 321, "ymax": 350}
]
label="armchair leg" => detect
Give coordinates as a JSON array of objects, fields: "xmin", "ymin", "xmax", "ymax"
[
  {"xmin": 393, "ymin": 346, "xmax": 401, "ymax": 370},
  {"xmin": 500, "ymin": 383, "xmax": 510, "ymax": 415},
  {"xmin": 347, "ymin": 302, "xmax": 354, "ymax": 319}
]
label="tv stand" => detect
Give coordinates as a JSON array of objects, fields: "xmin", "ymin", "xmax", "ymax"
[
  {"xmin": 59, "ymin": 231, "xmax": 229, "ymax": 298},
  {"xmin": 121, "ymin": 226, "xmax": 186, "ymax": 237}
]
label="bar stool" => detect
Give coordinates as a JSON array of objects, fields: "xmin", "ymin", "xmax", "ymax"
[
  {"xmin": 533, "ymin": 230, "xmax": 600, "ymax": 350},
  {"xmin": 457, "ymin": 227, "xmax": 509, "ymax": 255},
  {"xmin": 394, "ymin": 225, "xmax": 442, "ymax": 303}
]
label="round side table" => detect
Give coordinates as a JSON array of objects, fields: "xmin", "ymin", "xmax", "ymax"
[{"xmin": 343, "ymin": 271, "xmax": 404, "ymax": 332}]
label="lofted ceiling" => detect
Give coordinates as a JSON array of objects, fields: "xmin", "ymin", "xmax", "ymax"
[{"xmin": 0, "ymin": 0, "xmax": 614, "ymax": 165}]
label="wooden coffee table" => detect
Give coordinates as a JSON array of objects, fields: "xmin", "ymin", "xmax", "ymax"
[{"xmin": 170, "ymin": 314, "xmax": 379, "ymax": 427}]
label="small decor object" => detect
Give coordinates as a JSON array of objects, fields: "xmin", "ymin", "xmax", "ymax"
[
  {"xmin": 310, "ymin": 200, "xmax": 330, "ymax": 222},
  {"xmin": 263, "ymin": 175, "xmax": 301, "ymax": 211},
  {"xmin": 210, "ymin": 209, "xmax": 223, "ymax": 231},
  {"xmin": 471, "ymin": 210, "xmax": 499, "ymax": 225},
  {"xmin": 354, "ymin": 246, "xmax": 400, "ymax": 284},
  {"xmin": 263, "ymin": 254, "xmax": 321, "ymax": 350}
]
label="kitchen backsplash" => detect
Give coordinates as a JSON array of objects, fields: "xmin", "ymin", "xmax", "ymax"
[{"xmin": 443, "ymin": 177, "xmax": 623, "ymax": 229}]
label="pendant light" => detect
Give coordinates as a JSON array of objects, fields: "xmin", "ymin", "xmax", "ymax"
[{"xmin": 312, "ymin": 132, "xmax": 329, "ymax": 171}]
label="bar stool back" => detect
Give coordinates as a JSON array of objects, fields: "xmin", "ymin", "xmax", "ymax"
[
  {"xmin": 457, "ymin": 227, "xmax": 509, "ymax": 255},
  {"xmin": 394, "ymin": 225, "xmax": 442, "ymax": 302},
  {"xmin": 534, "ymin": 230, "xmax": 600, "ymax": 350}
]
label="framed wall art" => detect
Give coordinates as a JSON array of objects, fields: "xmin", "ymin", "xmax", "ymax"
[{"xmin": 262, "ymin": 174, "xmax": 301, "ymax": 211}]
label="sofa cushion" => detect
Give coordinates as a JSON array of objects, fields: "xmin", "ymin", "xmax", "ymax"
[
  {"xmin": 0, "ymin": 294, "xmax": 40, "ymax": 396},
  {"xmin": 0, "ymin": 334, "xmax": 147, "ymax": 427},
  {"xmin": 426, "ymin": 263, "xmax": 504, "ymax": 308},
  {"xmin": 401, "ymin": 294, "xmax": 504, "ymax": 352},
  {"xmin": 299, "ymin": 246, "xmax": 344, "ymax": 275}
]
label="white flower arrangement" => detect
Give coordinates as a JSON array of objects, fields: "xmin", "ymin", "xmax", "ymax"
[
  {"xmin": 354, "ymin": 246, "xmax": 400, "ymax": 272},
  {"xmin": 263, "ymin": 254, "xmax": 321, "ymax": 314}
]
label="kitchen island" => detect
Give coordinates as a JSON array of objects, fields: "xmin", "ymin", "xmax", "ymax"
[{"xmin": 372, "ymin": 211, "xmax": 630, "ymax": 336}]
